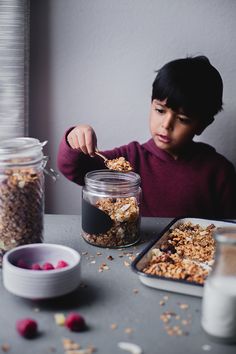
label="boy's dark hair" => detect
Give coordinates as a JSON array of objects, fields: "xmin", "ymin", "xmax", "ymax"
[{"xmin": 152, "ymin": 56, "xmax": 223, "ymax": 122}]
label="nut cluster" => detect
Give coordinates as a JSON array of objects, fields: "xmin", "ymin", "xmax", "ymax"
[
  {"xmin": 106, "ymin": 157, "xmax": 133, "ymax": 172},
  {"xmin": 0, "ymin": 167, "xmax": 44, "ymax": 257},
  {"xmin": 143, "ymin": 222, "xmax": 216, "ymax": 284},
  {"xmin": 83, "ymin": 197, "xmax": 140, "ymax": 247}
]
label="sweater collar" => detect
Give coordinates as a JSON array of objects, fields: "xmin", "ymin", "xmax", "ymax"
[{"xmin": 143, "ymin": 138, "xmax": 196, "ymax": 162}]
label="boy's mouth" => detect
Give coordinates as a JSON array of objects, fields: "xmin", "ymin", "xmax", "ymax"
[{"xmin": 157, "ymin": 134, "xmax": 171, "ymax": 143}]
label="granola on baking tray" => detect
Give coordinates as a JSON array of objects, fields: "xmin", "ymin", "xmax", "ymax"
[
  {"xmin": 143, "ymin": 222, "xmax": 216, "ymax": 284},
  {"xmin": 83, "ymin": 196, "xmax": 140, "ymax": 247}
]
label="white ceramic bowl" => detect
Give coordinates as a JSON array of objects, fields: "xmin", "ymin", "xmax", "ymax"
[{"xmin": 2, "ymin": 243, "xmax": 81, "ymax": 299}]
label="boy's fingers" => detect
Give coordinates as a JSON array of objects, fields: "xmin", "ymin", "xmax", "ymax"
[
  {"xmin": 76, "ymin": 130, "xmax": 88, "ymax": 154},
  {"xmin": 71, "ymin": 132, "xmax": 80, "ymax": 150},
  {"xmin": 67, "ymin": 132, "xmax": 75, "ymax": 148},
  {"xmin": 85, "ymin": 132, "xmax": 97, "ymax": 156}
]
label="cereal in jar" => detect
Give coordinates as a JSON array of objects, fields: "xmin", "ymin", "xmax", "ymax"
[{"xmin": 82, "ymin": 170, "xmax": 141, "ymax": 248}]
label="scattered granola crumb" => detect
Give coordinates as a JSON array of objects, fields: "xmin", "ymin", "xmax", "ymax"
[
  {"xmin": 124, "ymin": 261, "xmax": 130, "ymax": 267},
  {"xmin": 1, "ymin": 343, "xmax": 10, "ymax": 352},
  {"xmin": 87, "ymin": 344, "xmax": 96, "ymax": 353},
  {"xmin": 179, "ymin": 303, "xmax": 189, "ymax": 310},
  {"xmin": 62, "ymin": 338, "xmax": 81, "ymax": 351},
  {"xmin": 124, "ymin": 327, "xmax": 134, "ymax": 334},
  {"xmin": 160, "ymin": 312, "xmax": 173, "ymax": 324},
  {"xmin": 159, "ymin": 300, "xmax": 165, "ymax": 306},
  {"xmin": 133, "ymin": 288, "xmax": 139, "ymax": 294},
  {"xmin": 110, "ymin": 323, "xmax": 118, "ymax": 330},
  {"xmin": 98, "ymin": 263, "xmax": 110, "ymax": 272},
  {"xmin": 107, "ymin": 255, "xmax": 114, "ymax": 261},
  {"xmin": 165, "ymin": 325, "xmax": 188, "ymax": 336},
  {"xmin": 129, "ymin": 255, "xmax": 136, "ymax": 262}
]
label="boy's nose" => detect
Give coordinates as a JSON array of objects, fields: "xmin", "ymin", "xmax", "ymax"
[{"xmin": 161, "ymin": 113, "xmax": 174, "ymax": 130}]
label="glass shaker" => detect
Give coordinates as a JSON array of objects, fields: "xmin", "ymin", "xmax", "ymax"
[
  {"xmin": 0, "ymin": 137, "xmax": 48, "ymax": 263},
  {"xmin": 201, "ymin": 226, "xmax": 236, "ymax": 343},
  {"xmin": 82, "ymin": 170, "xmax": 141, "ymax": 248}
]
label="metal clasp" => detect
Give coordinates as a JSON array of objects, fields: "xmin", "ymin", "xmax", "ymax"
[{"xmin": 42, "ymin": 156, "xmax": 59, "ymax": 182}]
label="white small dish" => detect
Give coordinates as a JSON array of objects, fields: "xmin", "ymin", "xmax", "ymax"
[{"xmin": 2, "ymin": 243, "xmax": 81, "ymax": 299}]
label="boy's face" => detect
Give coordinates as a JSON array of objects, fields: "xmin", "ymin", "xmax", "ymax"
[{"xmin": 149, "ymin": 99, "xmax": 205, "ymax": 159}]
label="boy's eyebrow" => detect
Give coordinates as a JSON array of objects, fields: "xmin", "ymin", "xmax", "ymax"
[
  {"xmin": 154, "ymin": 100, "xmax": 190, "ymax": 117},
  {"xmin": 154, "ymin": 100, "xmax": 167, "ymax": 106}
]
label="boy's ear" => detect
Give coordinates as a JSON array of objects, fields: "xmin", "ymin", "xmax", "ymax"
[{"xmin": 195, "ymin": 117, "xmax": 214, "ymax": 135}]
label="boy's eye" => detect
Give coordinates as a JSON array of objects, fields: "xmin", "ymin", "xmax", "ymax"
[
  {"xmin": 177, "ymin": 116, "xmax": 191, "ymax": 124},
  {"xmin": 155, "ymin": 107, "xmax": 165, "ymax": 114}
]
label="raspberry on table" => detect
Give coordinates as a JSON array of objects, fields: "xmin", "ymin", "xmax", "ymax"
[
  {"xmin": 16, "ymin": 318, "xmax": 38, "ymax": 338},
  {"xmin": 65, "ymin": 313, "xmax": 86, "ymax": 332}
]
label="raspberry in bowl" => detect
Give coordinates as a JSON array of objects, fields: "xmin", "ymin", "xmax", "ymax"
[{"xmin": 2, "ymin": 243, "xmax": 81, "ymax": 299}]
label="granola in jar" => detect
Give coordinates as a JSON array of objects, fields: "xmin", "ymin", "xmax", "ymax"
[
  {"xmin": 82, "ymin": 170, "xmax": 141, "ymax": 248},
  {"xmin": 0, "ymin": 138, "xmax": 46, "ymax": 264}
]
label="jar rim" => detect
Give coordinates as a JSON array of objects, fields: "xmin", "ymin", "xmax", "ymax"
[
  {"xmin": 0, "ymin": 137, "xmax": 43, "ymax": 155},
  {"xmin": 85, "ymin": 169, "xmax": 141, "ymax": 188},
  {"xmin": 0, "ymin": 137, "xmax": 45, "ymax": 166}
]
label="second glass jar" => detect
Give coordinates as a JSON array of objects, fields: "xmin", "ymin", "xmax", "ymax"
[{"xmin": 82, "ymin": 170, "xmax": 142, "ymax": 248}]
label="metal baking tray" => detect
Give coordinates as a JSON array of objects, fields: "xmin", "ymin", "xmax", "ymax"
[{"xmin": 131, "ymin": 217, "xmax": 236, "ymax": 297}]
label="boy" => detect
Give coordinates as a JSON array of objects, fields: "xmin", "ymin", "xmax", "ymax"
[{"xmin": 57, "ymin": 56, "xmax": 236, "ymax": 218}]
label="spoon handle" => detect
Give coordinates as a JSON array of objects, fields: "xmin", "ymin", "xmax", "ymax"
[{"xmin": 95, "ymin": 150, "xmax": 107, "ymax": 161}]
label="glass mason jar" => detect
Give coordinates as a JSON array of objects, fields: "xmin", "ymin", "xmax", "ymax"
[
  {"xmin": 0, "ymin": 137, "xmax": 46, "ymax": 262},
  {"xmin": 201, "ymin": 226, "xmax": 236, "ymax": 344},
  {"xmin": 82, "ymin": 170, "xmax": 142, "ymax": 248}
]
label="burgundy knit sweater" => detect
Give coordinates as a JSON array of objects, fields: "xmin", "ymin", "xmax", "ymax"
[{"xmin": 57, "ymin": 134, "xmax": 236, "ymax": 218}]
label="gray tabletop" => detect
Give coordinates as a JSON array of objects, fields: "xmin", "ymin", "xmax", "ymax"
[{"xmin": 0, "ymin": 214, "xmax": 236, "ymax": 354}]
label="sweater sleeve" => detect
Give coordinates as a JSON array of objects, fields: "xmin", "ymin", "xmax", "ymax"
[
  {"xmin": 57, "ymin": 130, "xmax": 105, "ymax": 185},
  {"xmin": 216, "ymin": 162, "xmax": 236, "ymax": 219}
]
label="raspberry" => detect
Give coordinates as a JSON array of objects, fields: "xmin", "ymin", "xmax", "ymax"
[
  {"xmin": 42, "ymin": 262, "xmax": 54, "ymax": 270},
  {"xmin": 31, "ymin": 263, "xmax": 42, "ymax": 270},
  {"xmin": 56, "ymin": 260, "xmax": 69, "ymax": 269},
  {"xmin": 65, "ymin": 313, "xmax": 86, "ymax": 332},
  {"xmin": 16, "ymin": 259, "xmax": 29, "ymax": 269},
  {"xmin": 16, "ymin": 318, "xmax": 38, "ymax": 338}
]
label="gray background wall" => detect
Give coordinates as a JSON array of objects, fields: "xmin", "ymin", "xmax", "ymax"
[{"xmin": 29, "ymin": 0, "xmax": 236, "ymax": 215}]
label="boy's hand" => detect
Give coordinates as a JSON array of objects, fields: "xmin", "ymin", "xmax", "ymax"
[{"xmin": 67, "ymin": 124, "xmax": 97, "ymax": 157}]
